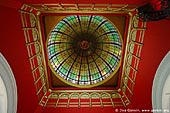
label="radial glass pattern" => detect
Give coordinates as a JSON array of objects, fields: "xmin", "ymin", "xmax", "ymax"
[{"xmin": 47, "ymin": 15, "xmax": 122, "ymax": 87}]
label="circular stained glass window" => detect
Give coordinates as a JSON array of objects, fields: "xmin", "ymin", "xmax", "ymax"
[{"xmin": 47, "ymin": 15, "xmax": 122, "ymax": 88}]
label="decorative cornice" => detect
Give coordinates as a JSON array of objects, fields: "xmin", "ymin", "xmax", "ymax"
[{"xmin": 19, "ymin": 3, "xmax": 146, "ymax": 108}]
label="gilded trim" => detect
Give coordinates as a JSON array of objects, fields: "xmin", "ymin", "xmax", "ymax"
[{"xmin": 19, "ymin": 3, "xmax": 147, "ymax": 108}]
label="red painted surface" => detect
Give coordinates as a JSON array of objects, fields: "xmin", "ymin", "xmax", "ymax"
[
  {"xmin": 34, "ymin": 105, "xmax": 43, "ymax": 113},
  {"xmin": 0, "ymin": 5, "xmax": 39, "ymax": 113},
  {"xmin": 0, "ymin": 0, "xmax": 22, "ymax": 9},
  {"xmin": 130, "ymin": 20, "xmax": 170, "ymax": 110},
  {"xmin": 0, "ymin": 0, "xmax": 170, "ymax": 113}
]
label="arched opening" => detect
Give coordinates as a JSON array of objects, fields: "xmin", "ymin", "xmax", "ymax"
[
  {"xmin": 0, "ymin": 53, "xmax": 17, "ymax": 113},
  {"xmin": 152, "ymin": 51, "xmax": 170, "ymax": 113}
]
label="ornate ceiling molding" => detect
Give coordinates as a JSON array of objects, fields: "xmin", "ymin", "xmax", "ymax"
[
  {"xmin": 19, "ymin": 3, "xmax": 146, "ymax": 108},
  {"xmin": 27, "ymin": 3, "xmax": 138, "ymax": 14}
]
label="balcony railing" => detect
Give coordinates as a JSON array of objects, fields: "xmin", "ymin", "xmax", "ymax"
[{"xmin": 20, "ymin": 3, "xmax": 146, "ymax": 108}]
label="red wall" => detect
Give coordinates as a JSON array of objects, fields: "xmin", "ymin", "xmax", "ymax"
[
  {"xmin": 0, "ymin": 0, "xmax": 21, "ymax": 9},
  {"xmin": 0, "ymin": 0, "xmax": 170, "ymax": 113},
  {"xmin": 131, "ymin": 20, "xmax": 170, "ymax": 110},
  {"xmin": 0, "ymin": 4, "xmax": 39, "ymax": 113}
]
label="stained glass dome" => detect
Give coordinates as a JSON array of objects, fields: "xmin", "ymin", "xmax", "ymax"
[{"xmin": 47, "ymin": 15, "xmax": 122, "ymax": 88}]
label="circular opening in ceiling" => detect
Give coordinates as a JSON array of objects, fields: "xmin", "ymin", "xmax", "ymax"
[{"xmin": 47, "ymin": 15, "xmax": 123, "ymax": 88}]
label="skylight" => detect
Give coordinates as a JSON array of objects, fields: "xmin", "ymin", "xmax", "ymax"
[{"xmin": 47, "ymin": 15, "xmax": 122, "ymax": 87}]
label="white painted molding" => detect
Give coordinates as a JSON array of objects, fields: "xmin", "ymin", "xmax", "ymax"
[
  {"xmin": 152, "ymin": 51, "xmax": 170, "ymax": 113},
  {"xmin": 0, "ymin": 53, "xmax": 17, "ymax": 113},
  {"xmin": 162, "ymin": 72, "xmax": 170, "ymax": 112},
  {"xmin": 0, "ymin": 75, "xmax": 7, "ymax": 113}
]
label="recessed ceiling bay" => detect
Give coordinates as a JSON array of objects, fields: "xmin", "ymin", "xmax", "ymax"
[{"xmin": 47, "ymin": 15, "xmax": 123, "ymax": 88}]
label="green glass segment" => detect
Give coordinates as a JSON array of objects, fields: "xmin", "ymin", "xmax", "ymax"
[{"xmin": 47, "ymin": 15, "xmax": 122, "ymax": 87}]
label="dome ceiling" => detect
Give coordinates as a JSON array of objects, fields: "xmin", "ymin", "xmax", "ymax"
[
  {"xmin": 47, "ymin": 15, "xmax": 123, "ymax": 87},
  {"xmin": 20, "ymin": 3, "xmax": 148, "ymax": 108}
]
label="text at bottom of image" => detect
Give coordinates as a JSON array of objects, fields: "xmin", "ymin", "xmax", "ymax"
[{"xmin": 115, "ymin": 109, "xmax": 170, "ymax": 112}]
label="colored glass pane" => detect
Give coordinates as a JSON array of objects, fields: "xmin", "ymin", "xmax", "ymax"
[{"xmin": 47, "ymin": 15, "xmax": 122, "ymax": 87}]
